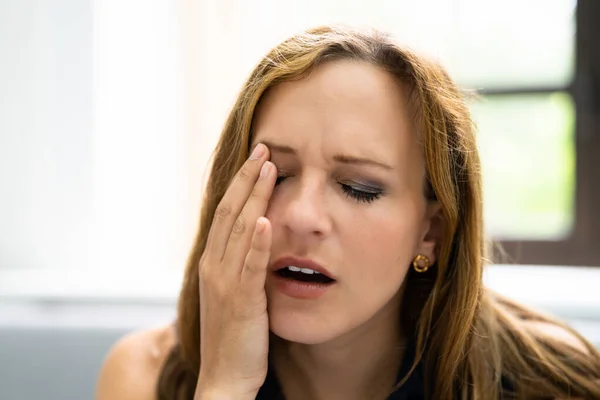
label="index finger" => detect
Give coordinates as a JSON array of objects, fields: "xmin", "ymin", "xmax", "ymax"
[{"xmin": 203, "ymin": 143, "xmax": 270, "ymax": 263}]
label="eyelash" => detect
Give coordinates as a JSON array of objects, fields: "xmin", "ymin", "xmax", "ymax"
[{"xmin": 274, "ymin": 176, "xmax": 383, "ymax": 204}]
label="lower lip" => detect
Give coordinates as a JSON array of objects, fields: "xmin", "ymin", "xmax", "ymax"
[{"xmin": 272, "ymin": 273, "xmax": 335, "ymax": 299}]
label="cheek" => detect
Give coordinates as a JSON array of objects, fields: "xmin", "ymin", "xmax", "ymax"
[{"xmin": 346, "ymin": 202, "xmax": 420, "ymax": 284}]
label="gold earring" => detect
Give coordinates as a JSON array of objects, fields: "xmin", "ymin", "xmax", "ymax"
[{"xmin": 412, "ymin": 255, "xmax": 429, "ymax": 273}]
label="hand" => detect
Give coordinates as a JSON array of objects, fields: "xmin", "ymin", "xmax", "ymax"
[{"xmin": 195, "ymin": 143, "xmax": 276, "ymax": 398}]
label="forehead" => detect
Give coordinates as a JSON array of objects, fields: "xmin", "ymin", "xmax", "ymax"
[{"xmin": 252, "ymin": 60, "xmax": 420, "ymax": 168}]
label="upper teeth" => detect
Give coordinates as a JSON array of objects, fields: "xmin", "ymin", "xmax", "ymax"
[{"xmin": 287, "ymin": 265, "xmax": 321, "ymax": 274}]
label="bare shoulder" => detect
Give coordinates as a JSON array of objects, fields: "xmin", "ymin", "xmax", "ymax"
[
  {"xmin": 524, "ymin": 320, "xmax": 590, "ymax": 354},
  {"xmin": 95, "ymin": 324, "xmax": 177, "ymax": 400}
]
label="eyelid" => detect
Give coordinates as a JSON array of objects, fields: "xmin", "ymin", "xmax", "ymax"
[
  {"xmin": 274, "ymin": 167, "xmax": 385, "ymax": 190},
  {"xmin": 337, "ymin": 175, "xmax": 384, "ymax": 191},
  {"xmin": 275, "ymin": 167, "xmax": 291, "ymax": 176},
  {"xmin": 346, "ymin": 183, "xmax": 382, "ymax": 193}
]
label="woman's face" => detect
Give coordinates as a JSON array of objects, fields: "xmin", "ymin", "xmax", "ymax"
[{"xmin": 251, "ymin": 60, "xmax": 441, "ymax": 345}]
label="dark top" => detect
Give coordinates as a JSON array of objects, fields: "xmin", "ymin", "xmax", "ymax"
[{"xmin": 255, "ymin": 340, "xmax": 515, "ymax": 400}]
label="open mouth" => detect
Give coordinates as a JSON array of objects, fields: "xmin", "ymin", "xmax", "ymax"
[{"xmin": 276, "ymin": 266, "xmax": 335, "ymax": 284}]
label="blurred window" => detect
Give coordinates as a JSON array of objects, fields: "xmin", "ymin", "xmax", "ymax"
[{"xmin": 1, "ymin": 0, "xmax": 598, "ymax": 272}]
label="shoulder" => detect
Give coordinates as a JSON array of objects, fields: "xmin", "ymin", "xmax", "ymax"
[
  {"xmin": 95, "ymin": 324, "xmax": 177, "ymax": 400},
  {"xmin": 523, "ymin": 320, "xmax": 590, "ymax": 354}
]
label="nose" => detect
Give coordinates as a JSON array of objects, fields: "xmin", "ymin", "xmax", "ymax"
[{"xmin": 275, "ymin": 177, "xmax": 332, "ymax": 239}]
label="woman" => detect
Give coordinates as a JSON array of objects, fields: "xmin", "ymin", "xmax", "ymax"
[{"xmin": 96, "ymin": 26, "xmax": 600, "ymax": 399}]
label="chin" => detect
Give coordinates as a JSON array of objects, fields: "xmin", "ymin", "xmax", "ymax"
[
  {"xmin": 267, "ymin": 301, "xmax": 350, "ymax": 345},
  {"xmin": 269, "ymin": 313, "xmax": 340, "ymax": 345}
]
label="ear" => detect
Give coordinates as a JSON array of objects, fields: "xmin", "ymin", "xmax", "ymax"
[{"xmin": 416, "ymin": 201, "xmax": 444, "ymax": 265}]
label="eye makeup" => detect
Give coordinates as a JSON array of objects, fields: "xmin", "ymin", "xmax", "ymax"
[{"xmin": 274, "ymin": 171, "xmax": 386, "ymax": 204}]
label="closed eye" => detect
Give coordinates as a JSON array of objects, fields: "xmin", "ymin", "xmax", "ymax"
[
  {"xmin": 275, "ymin": 175, "xmax": 287, "ymax": 186},
  {"xmin": 340, "ymin": 184, "xmax": 381, "ymax": 203},
  {"xmin": 275, "ymin": 176, "xmax": 383, "ymax": 204}
]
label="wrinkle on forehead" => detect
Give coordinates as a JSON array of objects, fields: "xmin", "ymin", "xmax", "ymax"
[{"xmin": 251, "ymin": 60, "xmax": 425, "ymax": 183}]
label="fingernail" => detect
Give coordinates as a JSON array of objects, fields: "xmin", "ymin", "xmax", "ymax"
[
  {"xmin": 256, "ymin": 217, "xmax": 267, "ymax": 233},
  {"xmin": 250, "ymin": 143, "xmax": 265, "ymax": 160},
  {"xmin": 259, "ymin": 161, "xmax": 271, "ymax": 179}
]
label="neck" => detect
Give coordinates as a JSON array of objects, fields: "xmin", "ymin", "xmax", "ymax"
[{"xmin": 272, "ymin": 295, "xmax": 405, "ymax": 400}]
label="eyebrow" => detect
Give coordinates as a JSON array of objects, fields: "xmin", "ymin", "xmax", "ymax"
[{"xmin": 254, "ymin": 140, "xmax": 394, "ymax": 171}]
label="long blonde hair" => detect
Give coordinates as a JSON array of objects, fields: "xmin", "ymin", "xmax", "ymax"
[{"xmin": 158, "ymin": 25, "xmax": 600, "ymax": 399}]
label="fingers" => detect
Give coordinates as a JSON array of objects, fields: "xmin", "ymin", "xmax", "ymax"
[
  {"xmin": 203, "ymin": 143, "xmax": 271, "ymax": 263},
  {"xmin": 240, "ymin": 217, "xmax": 272, "ymax": 291},
  {"xmin": 221, "ymin": 160, "xmax": 275, "ymax": 275}
]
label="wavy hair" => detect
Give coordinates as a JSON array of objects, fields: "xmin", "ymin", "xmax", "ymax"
[{"xmin": 158, "ymin": 25, "xmax": 600, "ymax": 399}]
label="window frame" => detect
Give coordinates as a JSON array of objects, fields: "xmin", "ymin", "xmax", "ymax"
[{"xmin": 488, "ymin": 0, "xmax": 600, "ymax": 266}]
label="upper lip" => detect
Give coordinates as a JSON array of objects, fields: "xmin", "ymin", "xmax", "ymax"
[{"xmin": 270, "ymin": 256, "xmax": 336, "ymax": 280}]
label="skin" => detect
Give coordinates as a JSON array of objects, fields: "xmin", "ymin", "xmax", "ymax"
[{"xmin": 94, "ymin": 60, "xmax": 588, "ymax": 400}]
